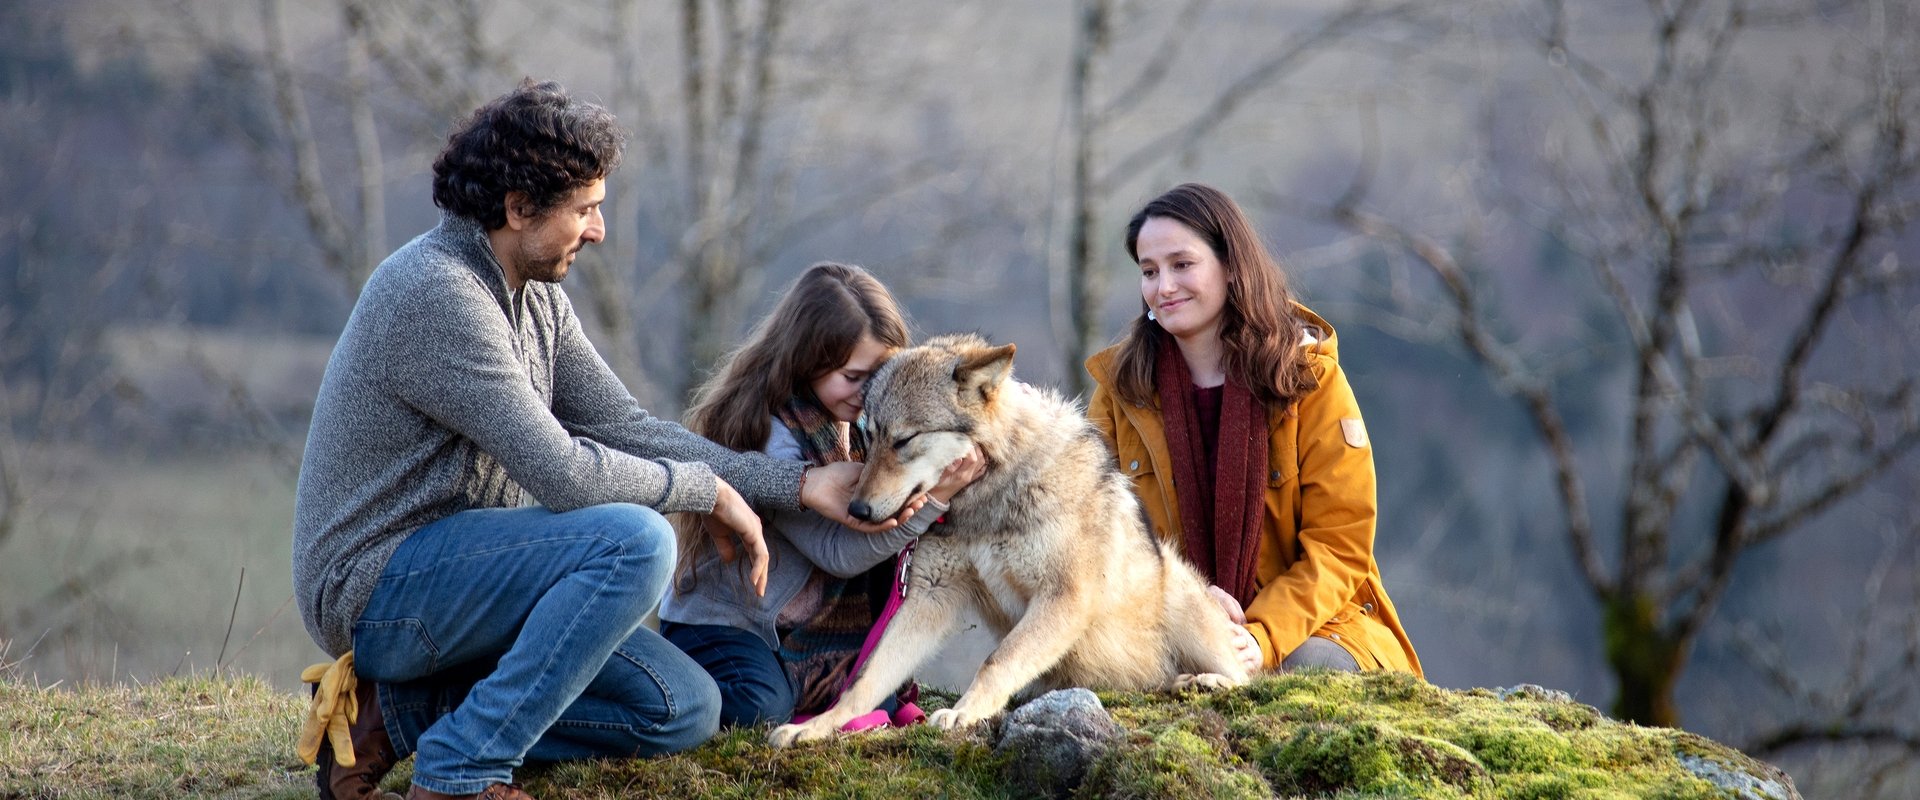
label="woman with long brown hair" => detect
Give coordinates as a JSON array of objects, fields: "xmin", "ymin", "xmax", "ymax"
[
  {"xmin": 658, "ymin": 262, "xmax": 983, "ymax": 728},
  {"xmin": 1085, "ymin": 183, "xmax": 1421, "ymax": 676}
]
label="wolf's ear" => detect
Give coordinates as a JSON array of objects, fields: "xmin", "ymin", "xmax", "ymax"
[{"xmin": 954, "ymin": 342, "xmax": 1016, "ymax": 403}]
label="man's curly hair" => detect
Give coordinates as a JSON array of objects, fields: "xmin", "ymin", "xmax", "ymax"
[{"xmin": 432, "ymin": 79, "xmax": 626, "ymax": 230}]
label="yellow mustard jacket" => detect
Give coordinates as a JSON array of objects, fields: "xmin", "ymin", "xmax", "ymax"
[{"xmin": 1085, "ymin": 306, "xmax": 1422, "ymax": 676}]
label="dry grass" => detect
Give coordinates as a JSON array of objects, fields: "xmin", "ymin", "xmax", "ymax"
[{"xmin": 0, "ymin": 672, "xmax": 312, "ymax": 799}]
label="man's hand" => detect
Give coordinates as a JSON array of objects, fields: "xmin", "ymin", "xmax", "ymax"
[
  {"xmin": 704, "ymin": 478, "xmax": 769, "ymax": 596},
  {"xmin": 927, "ymin": 445, "xmax": 987, "ymax": 504},
  {"xmin": 800, "ymin": 462, "xmax": 917, "ymax": 533}
]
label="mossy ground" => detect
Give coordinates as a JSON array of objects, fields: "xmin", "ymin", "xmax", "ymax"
[{"xmin": 0, "ymin": 670, "xmax": 1780, "ymax": 799}]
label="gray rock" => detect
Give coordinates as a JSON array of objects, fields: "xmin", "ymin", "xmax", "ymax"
[
  {"xmin": 1677, "ymin": 753, "xmax": 1801, "ymax": 800},
  {"xmin": 1495, "ymin": 683, "xmax": 1575, "ymax": 703},
  {"xmin": 994, "ymin": 688, "xmax": 1124, "ymax": 798}
]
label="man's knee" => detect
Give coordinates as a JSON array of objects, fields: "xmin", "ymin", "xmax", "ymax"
[
  {"xmin": 577, "ymin": 502, "xmax": 676, "ymax": 581},
  {"xmin": 583, "ymin": 503, "xmax": 674, "ymax": 552},
  {"xmin": 657, "ymin": 672, "xmax": 723, "ymax": 754}
]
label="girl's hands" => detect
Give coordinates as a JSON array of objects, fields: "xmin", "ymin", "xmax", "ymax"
[
  {"xmin": 705, "ymin": 478, "xmax": 769, "ymax": 596},
  {"xmin": 927, "ymin": 445, "xmax": 987, "ymax": 504}
]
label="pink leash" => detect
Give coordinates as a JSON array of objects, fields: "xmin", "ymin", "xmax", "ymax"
[{"xmin": 790, "ymin": 541, "xmax": 925, "ymax": 731}]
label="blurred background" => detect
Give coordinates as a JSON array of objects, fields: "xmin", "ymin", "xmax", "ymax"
[{"xmin": 1, "ymin": 0, "xmax": 1915, "ymax": 795}]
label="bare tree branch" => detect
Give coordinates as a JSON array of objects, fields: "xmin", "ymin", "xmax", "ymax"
[
  {"xmin": 1746, "ymin": 428, "xmax": 1920, "ymax": 544},
  {"xmin": 1324, "ymin": 204, "xmax": 1611, "ymax": 594},
  {"xmin": 1096, "ymin": 0, "xmax": 1422, "ymax": 192},
  {"xmin": 1091, "ymin": 0, "xmax": 1211, "ymax": 125},
  {"xmin": 343, "ymin": 0, "xmax": 383, "ymax": 286},
  {"xmin": 259, "ymin": 0, "xmax": 359, "ymax": 286}
]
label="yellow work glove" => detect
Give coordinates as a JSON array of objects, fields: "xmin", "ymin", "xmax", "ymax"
[{"xmin": 297, "ymin": 651, "xmax": 361, "ymax": 767}]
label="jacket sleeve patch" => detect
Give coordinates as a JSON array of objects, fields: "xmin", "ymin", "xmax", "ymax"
[{"xmin": 1340, "ymin": 418, "xmax": 1369, "ymax": 448}]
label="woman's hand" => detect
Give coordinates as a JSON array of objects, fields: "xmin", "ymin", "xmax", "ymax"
[
  {"xmin": 704, "ymin": 478, "xmax": 769, "ymax": 596},
  {"xmin": 800, "ymin": 462, "xmax": 920, "ymax": 532},
  {"xmin": 1206, "ymin": 585, "xmax": 1246, "ymax": 624},
  {"xmin": 1228, "ymin": 624, "xmax": 1262, "ymax": 674},
  {"xmin": 927, "ymin": 445, "xmax": 987, "ymax": 503},
  {"xmin": 1206, "ymin": 585, "xmax": 1261, "ymax": 672}
]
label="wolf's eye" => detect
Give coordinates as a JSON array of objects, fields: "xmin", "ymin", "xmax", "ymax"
[{"xmin": 892, "ymin": 434, "xmax": 917, "ymax": 451}]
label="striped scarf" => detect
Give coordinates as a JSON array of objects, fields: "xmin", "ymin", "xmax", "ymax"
[{"xmin": 772, "ymin": 395, "xmax": 898, "ymax": 715}]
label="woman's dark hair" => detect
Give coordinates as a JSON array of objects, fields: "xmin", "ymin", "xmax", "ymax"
[
  {"xmin": 1108, "ymin": 182, "xmax": 1318, "ymax": 410},
  {"xmin": 431, "ymin": 78, "xmax": 626, "ymax": 230}
]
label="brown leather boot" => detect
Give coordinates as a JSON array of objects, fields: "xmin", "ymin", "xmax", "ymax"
[
  {"xmin": 314, "ymin": 679, "xmax": 401, "ymax": 800},
  {"xmin": 405, "ymin": 784, "xmax": 534, "ymax": 800}
]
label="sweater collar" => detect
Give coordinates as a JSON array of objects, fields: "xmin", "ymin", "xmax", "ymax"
[{"xmin": 436, "ymin": 211, "xmax": 515, "ymax": 311}]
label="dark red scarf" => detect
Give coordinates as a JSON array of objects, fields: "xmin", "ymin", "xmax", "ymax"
[{"xmin": 1155, "ymin": 335, "xmax": 1268, "ymax": 605}]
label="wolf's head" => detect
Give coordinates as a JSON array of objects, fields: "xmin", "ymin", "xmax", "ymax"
[{"xmin": 846, "ymin": 333, "xmax": 1014, "ymax": 522}]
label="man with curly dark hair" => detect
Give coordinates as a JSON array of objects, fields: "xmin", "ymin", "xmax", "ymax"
[{"xmin": 293, "ymin": 79, "xmax": 912, "ymax": 800}]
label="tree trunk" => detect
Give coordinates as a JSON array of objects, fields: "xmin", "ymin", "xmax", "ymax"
[
  {"xmin": 1061, "ymin": 0, "xmax": 1109, "ymax": 399},
  {"xmin": 1603, "ymin": 591, "xmax": 1685, "ymax": 727}
]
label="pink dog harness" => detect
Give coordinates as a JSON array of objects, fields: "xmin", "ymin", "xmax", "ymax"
[{"xmin": 790, "ymin": 541, "xmax": 925, "ymax": 731}]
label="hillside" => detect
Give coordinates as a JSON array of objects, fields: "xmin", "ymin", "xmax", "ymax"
[{"xmin": 0, "ymin": 670, "xmax": 1797, "ymax": 799}]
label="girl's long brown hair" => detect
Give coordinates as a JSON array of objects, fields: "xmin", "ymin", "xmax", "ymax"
[
  {"xmin": 1108, "ymin": 182, "xmax": 1318, "ymax": 410},
  {"xmin": 672, "ymin": 262, "xmax": 911, "ymax": 592}
]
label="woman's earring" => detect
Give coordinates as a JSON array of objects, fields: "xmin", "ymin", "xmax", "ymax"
[{"xmin": 1146, "ymin": 309, "xmax": 1157, "ymax": 322}]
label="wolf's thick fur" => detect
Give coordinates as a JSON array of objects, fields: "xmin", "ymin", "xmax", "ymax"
[{"xmin": 768, "ymin": 334, "xmax": 1248, "ymax": 746}]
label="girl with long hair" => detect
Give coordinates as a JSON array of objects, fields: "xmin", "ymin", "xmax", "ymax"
[
  {"xmin": 1086, "ymin": 183, "xmax": 1422, "ymax": 677},
  {"xmin": 658, "ymin": 262, "xmax": 983, "ymax": 728}
]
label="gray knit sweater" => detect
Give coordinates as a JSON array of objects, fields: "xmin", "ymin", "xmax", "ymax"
[
  {"xmin": 657, "ymin": 419, "xmax": 938, "ymax": 649},
  {"xmin": 293, "ymin": 213, "xmax": 804, "ymax": 656}
]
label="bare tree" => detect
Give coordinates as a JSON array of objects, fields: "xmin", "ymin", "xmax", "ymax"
[
  {"xmin": 579, "ymin": 0, "xmax": 969, "ymax": 404},
  {"xmin": 161, "ymin": 0, "xmax": 511, "ymax": 294},
  {"xmin": 1055, "ymin": 0, "xmax": 1434, "ymax": 396},
  {"xmin": 675, "ymin": 0, "xmax": 789, "ymax": 390},
  {"xmin": 0, "ymin": 6, "xmax": 167, "ymax": 639},
  {"xmin": 1734, "ymin": 519, "xmax": 1919, "ymax": 794},
  {"xmin": 1309, "ymin": 0, "xmax": 1920, "ymax": 729}
]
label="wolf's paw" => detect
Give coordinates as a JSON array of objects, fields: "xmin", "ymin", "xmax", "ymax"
[
  {"xmin": 928, "ymin": 707, "xmax": 986, "ymax": 731},
  {"xmin": 767, "ymin": 720, "xmax": 833, "ymax": 748},
  {"xmin": 1173, "ymin": 672, "xmax": 1239, "ymax": 692}
]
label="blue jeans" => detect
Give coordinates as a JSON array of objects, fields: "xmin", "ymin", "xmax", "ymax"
[
  {"xmin": 660, "ymin": 621, "xmax": 796, "ymax": 727},
  {"xmin": 351, "ymin": 504, "xmax": 721, "ymax": 795}
]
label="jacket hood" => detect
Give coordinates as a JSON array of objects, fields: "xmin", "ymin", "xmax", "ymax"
[{"xmin": 1294, "ymin": 304, "xmax": 1339, "ymax": 360}]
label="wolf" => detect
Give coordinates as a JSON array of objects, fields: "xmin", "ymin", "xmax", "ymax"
[{"xmin": 767, "ymin": 334, "xmax": 1249, "ymax": 747}]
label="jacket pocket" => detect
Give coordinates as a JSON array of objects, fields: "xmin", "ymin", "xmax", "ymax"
[{"xmin": 1266, "ymin": 432, "xmax": 1298, "ymax": 487}]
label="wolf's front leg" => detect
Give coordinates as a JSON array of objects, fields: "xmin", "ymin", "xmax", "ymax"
[
  {"xmin": 934, "ymin": 589, "xmax": 1093, "ymax": 731},
  {"xmin": 766, "ymin": 589, "xmax": 963, "ymax": 748}
]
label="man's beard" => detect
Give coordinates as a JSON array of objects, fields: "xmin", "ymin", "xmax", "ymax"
[{"xmin": 516, "ymin": 240, "xmax": 576, "ymax": 284}]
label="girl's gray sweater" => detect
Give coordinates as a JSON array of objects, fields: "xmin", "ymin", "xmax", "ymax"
[
  {"xmin": 293, "ymin": 213, "xmax": 803, "ymax": 656},
  {"xmin": 656, "ymin": 420, "xmax": 940, "ymax": 649}
]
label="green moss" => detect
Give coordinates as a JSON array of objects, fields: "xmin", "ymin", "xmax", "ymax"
[
  {"xmin": 1256, "ymin": 720, "xmax": 1488, "ymax": 799},
  {"xmin": 1080, "ymin": 722, "xmax": 1269, "ymax": 799},
  {"xmin": 1455, "ymin": 718, "xmax": 1576, "ymax": 772},
  {"xmin": 0, "ymin": 670, "xmax": 1791, "ymax": 799},
  {"xmin": 1109, "ymin": 671, "xmax": 1769, "ymax": 800},
  {"xmin": 1495, "ymin": 768, "xmax": 1616, "ymax": 800}
]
